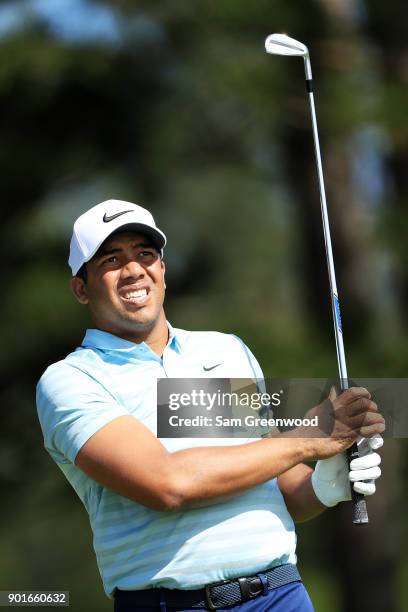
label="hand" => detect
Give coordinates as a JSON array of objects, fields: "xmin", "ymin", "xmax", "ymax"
[
  {"xmin": 311, "ymin": 434, "xmax": 383, "ymax": 507},
  {"xmin": 302, "ymin": 386, "xmax": 385, "ymax": 460}
]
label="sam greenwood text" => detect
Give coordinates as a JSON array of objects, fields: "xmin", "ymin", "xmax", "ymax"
[{"xmin": 168, "ymin": 415, "xmax": 319, "ymax": 428}]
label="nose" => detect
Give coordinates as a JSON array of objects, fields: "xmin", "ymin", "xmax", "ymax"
[{"xmin": 120, "ymin": 257, "xmax": 145, "ymax": 279}]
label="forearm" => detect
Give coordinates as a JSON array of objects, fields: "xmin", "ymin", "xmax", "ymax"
[
  {"xmin": 278, "ymin": 463, "xmax": 327, "ymax": 523},
  {"xmin": 75, "ymin": 388, "xmax": 384, "ymax": 512},
  {"xmin": 168, "ymin": 437, "xmax": 313, "ymax": 509}
]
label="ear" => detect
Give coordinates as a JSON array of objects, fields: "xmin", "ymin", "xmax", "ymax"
[
  {"xmin": 161, "ymin": 259, "xmax": 166, "ymax": 289},
  {"xmin": 70, "ymin": 277, "xmax": 89, "ymax": 305}
]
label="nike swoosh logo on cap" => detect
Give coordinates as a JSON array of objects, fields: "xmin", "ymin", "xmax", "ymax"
[
  {"xmin": 203, "ymin": 363, "xmax": 223, "ymax": 371},
  {"xmin": 103, "ymin": 210, "xmax": 133, "ymax": 223}
]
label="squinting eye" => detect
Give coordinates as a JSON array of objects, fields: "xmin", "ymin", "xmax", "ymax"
[
  {"xmin": 140, "ymin": 251, "xmax": 155, "ymax": 258},
  {"xmin": 104, "ymin": 256, "xmax": 118, "ymax": 264}
]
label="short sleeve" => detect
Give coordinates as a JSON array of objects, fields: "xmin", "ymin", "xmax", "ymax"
[{"xmin": 36, "ymin": 363, "xmax": 129, "ymax": 465}]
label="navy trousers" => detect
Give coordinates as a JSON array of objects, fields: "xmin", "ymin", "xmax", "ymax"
[{"xmin": 113, "ymin": 581, "xmax": 315, "ymax": 612}]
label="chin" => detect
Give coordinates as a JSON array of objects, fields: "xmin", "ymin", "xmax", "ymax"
[{"xmin": 125, "ymin": 314, "xmax": 158, "ymax": 330}]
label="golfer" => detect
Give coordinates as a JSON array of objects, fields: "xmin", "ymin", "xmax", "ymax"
[{"xmin": 36, "ymin": 200, "xmax": 384, "ymax": 612}]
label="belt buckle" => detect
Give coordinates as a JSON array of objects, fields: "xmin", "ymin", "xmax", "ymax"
[
  {"xmin": 204, "ymin": 579, "xmax": 231, "ymax": 611},
  {"xmin": 238, "ymin": 575, "xmax": 263, "ymax": 602}
]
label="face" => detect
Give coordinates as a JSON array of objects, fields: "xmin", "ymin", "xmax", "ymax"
[{"xmin": 70, "ymin": 231, "xmax": 167, "ymax": 343}]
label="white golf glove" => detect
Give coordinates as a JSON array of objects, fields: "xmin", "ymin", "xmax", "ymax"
[{"xmin": 311, "ymin": 434, "xmax": 383, "ymax": 507}]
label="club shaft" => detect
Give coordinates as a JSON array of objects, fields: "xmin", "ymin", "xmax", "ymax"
[
  {"xmin": 307, "ymin": 90, "xmax": 348, "ymax": 384},
  {"xmin": 303, "ymin": 59, "xmax": 369, "ymax": 524}
]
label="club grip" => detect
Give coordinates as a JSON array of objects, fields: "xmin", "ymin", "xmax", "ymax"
[{"xmin": 347, "ymin": 444, "xmax": 369, "ymax": 525}]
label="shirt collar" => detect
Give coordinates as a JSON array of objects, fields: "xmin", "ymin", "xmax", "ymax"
[
  {"xmin": 167, "ymin": 321, "xmax": 182, "ymax": 352},
  {"xmin": 81, "ymin": 321, "xmax": 182, "ymax": 354}
]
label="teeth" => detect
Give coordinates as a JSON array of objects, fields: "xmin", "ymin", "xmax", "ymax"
[{"xmin": 124, "ymin": 289, "xmax": 147, "ymax": 299}]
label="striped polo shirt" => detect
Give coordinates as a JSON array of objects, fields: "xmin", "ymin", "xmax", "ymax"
[{"xmin": 36, "ymin": 324, "xmax": 296, "ymax": 598}]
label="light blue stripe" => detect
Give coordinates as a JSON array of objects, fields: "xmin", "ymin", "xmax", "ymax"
[
  {"xmin": 93, "ymin": 492, "xmax": 284, "ymax": 534},
  {"xmin": 100, "ymin": 518, "xmax": 294, "ymax": 566}
]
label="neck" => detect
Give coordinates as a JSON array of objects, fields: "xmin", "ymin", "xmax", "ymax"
[
  {"xmin": 95, "ymin": 310, "xmax": 170, "ymax": 356},
  {"xmin": 139, "ymin": 314, "xmax": 170, "ymax": 356}
]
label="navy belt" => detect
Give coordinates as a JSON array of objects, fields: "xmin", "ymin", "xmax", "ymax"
[{"xmin": 114, "ymin": 563, "xmax": 301, "ymax": 610}]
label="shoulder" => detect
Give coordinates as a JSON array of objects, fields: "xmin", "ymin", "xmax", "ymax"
[
  {"xmin": 37, "ymin": 351, "xmax": 84, "ymax": 391},
  {"xmin": 36, "ymin": 347, "xmax": 109, "ymax": 408},
  {"xmin": 174, "ymin": 327, "xmax": 247, "ymax": 351},
  {"xmin": 37, "ymin": 359, "xmax": 77, "ymax": 398}
]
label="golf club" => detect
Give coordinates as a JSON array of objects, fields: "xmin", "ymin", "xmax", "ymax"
[{"xmin": 264, "ymin": 33, "xmax": 368, "ymax": 525}]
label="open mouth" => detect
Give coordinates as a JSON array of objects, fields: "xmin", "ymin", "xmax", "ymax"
[{"xmin": 119, "ymin": 287, "xmax": 150, "ymax": 306}]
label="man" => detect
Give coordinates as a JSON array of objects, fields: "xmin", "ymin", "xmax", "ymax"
[{"xmin": 36, "ymin": 199, "xmax": 384, "ymax": 612}]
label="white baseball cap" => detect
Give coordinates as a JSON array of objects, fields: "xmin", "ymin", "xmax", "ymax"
[{"xmin": 68, "ymin": 199, "xmax": 167, "ymax": 275}]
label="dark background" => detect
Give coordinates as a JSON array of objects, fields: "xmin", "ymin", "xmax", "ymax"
[{"xmin": 0, "ymin": 1, "xmax": 407, "ymax": 611}]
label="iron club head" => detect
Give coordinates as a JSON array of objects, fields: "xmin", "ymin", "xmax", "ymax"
[
  {"xmin": 265, "ymin": 33, "xmax": 312, "ymax": 80},
  {"xmin": 264, "ymin": 33, "xmax": 308, "ymax": 57}
]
